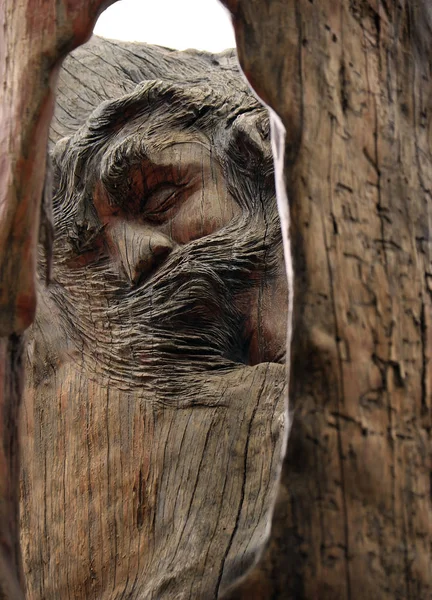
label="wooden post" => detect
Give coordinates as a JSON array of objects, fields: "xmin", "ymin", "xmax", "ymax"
[
  {"xmin": 223, "ymin": 1, "xmax": 432, "ymax": 598},
  {"xmin": 0, "ymin": 1, "xmax": 118, "ymax": 595}
]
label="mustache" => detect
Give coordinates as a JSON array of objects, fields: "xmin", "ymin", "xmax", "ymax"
[{"xmin": 47, "ymin": 212, "xmax": 281, "ymax": 403}]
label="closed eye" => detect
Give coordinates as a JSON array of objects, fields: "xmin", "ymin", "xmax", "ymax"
[{"xmin": 144, "ymin": 183, "xmax": 186, "ymax": 223}]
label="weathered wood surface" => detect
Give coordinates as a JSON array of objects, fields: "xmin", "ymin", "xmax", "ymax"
[
  {"xmin": 223, "ymin": 1, "xmax": 432, "ymax": 598},
  {"xmin": 0, "ymin": 0, "xmax": 118, "ymax": 335},
  {"xmin": 0, "ymin": 2, "xmax": 116, "ymax": 597},
  {"xmin": 5, "ymin": 1, "xmax": 431, "ymax": 597},
  {"xmin": 0, "ymin": 336, "xmax": 25, "ymax": 598},
  {"xmin": 20, "ymin": 38, "xmax": 288, "ymax": 599}
]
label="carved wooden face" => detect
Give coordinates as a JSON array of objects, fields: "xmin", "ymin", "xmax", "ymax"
[
  {"xmin": 91, "ymin": 139, "xmax": 240, "ymax": 283},
  {"xmin": 21, "ymin": 77, "xmax": 288, "ymax": 599},
  {"xmin": 47, "ymin": 84, "xmax": 288, "ymax": 379}
]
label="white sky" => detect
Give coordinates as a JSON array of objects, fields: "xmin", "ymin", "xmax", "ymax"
[{"xmin": 94, "ymin": 0, "xmax": 236, "ymax": 52}]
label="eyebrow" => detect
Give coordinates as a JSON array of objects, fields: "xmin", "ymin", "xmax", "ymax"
[
  {"xmin": 97, "ymin": 135, "xmax": 212, "ymax": 214},
  {"xmin": 76, "ymin": 79, "xmax": 236, "ymax": 171}
]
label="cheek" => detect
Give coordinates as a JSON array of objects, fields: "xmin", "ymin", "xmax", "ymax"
[{"xmin": 164, "ymin": 187, "xmax": 241, "ymax": 244}]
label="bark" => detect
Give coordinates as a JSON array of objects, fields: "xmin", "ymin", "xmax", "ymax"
[
  {"xmin": 0, "ymin": 1, "xmax": 117, "ymax": 596},
  {"xmin": 223, "ymin": 1, "xmax": 432, "ymax": 598}
]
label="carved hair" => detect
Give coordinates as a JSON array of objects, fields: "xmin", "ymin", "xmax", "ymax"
[{"xmin": 43, "ymin": 77, "xmax": 281, "ymax": 406}]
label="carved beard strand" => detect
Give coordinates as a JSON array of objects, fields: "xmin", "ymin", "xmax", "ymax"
[{"xmin": 47, "ymin": 211, "xmax": 281, "ymax": 405}]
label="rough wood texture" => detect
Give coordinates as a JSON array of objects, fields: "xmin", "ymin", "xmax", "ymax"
[
  {"xmin": 223, "ymin": 1, "xmax": 432, "ymax": 598},
  {"xmin": 5, "ymin": 0, "xmax": 431, "ymax": 597},
  {"xmin": 0, "ymin": 0, "xmax": 117, "ymax": 335},
  {"xmin": 0, "ymin": 2, "xmax": 116, "ymax": 597},
  {"xmin": 0, "ymin": 336, "xmax": 25, "ymax": 598},
  {"xmin": 20, "ymin": 38, "xmax": 288, "ymax": 599}
]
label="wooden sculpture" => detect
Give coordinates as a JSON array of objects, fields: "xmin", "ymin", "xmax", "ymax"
[
  {"xmin": 19, "ymin": 38, "xmax": 288, "ymax": 599},
  {"xmin": 0, "ymin": 0, "xmax": 430, "ymax": 598}
]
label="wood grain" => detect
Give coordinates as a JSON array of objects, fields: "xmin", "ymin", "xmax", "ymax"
[
  {"xmin": 225, "ymin": 1, "xmax": 432, "ymax": 597},
  {"xmin": 0, "ymin": 2, "xmax": 117, "ymax": 596},
  {"xmin": 20, "ymin": 39, "xmax": 288, "ymax": 599}
]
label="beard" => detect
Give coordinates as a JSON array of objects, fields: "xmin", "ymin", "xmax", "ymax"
[{"xmin": 45, "ymin": 208, "xmax": 281, "ymax": 406}]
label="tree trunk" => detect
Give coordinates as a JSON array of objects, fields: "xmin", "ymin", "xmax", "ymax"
[{"xmin": 224, "ymin": 1, "xmax": 432, "ymax": 598}]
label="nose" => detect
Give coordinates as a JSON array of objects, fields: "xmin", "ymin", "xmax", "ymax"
[{"xmin": 107, "ymin": 220, "xmax": 174, "ymax": 285}]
